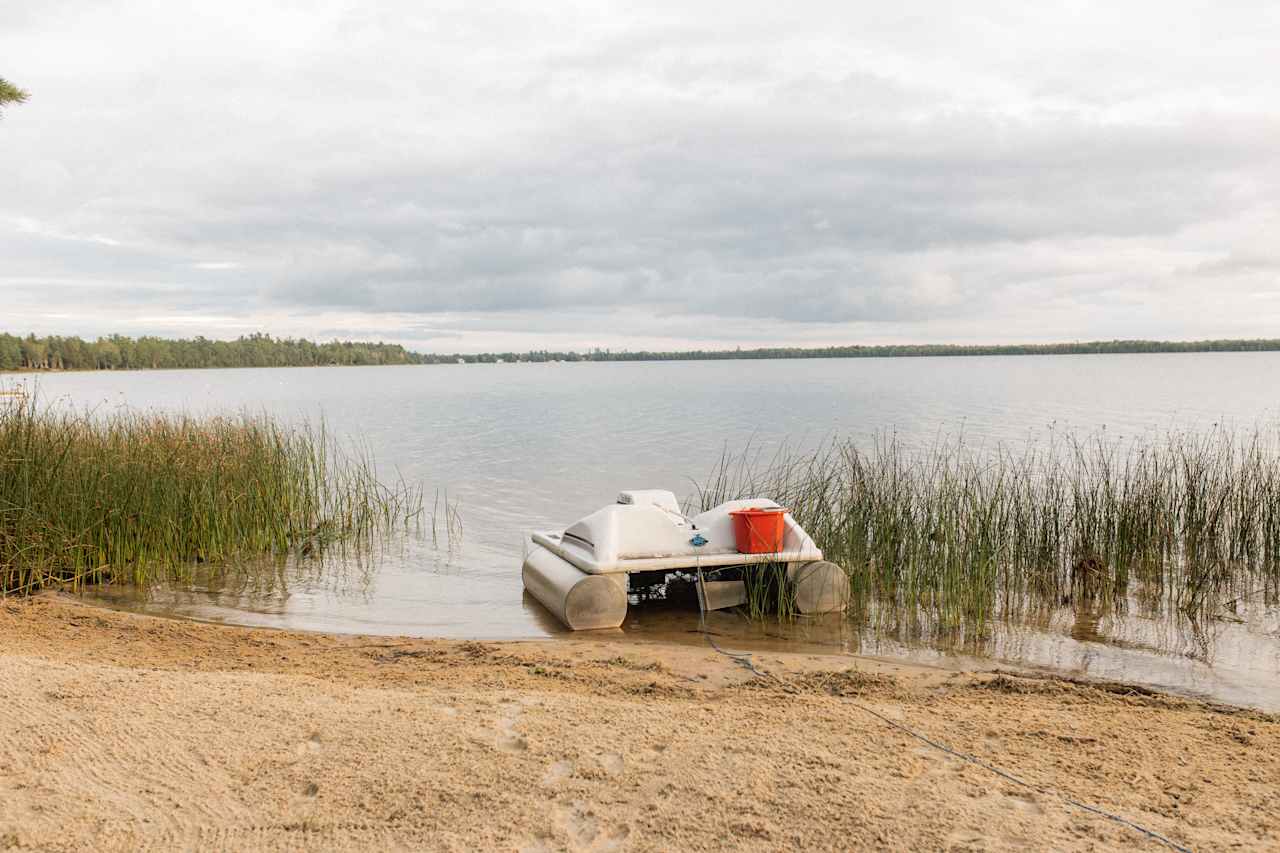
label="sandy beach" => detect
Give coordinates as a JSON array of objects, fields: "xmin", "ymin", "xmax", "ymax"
[{"xmin": 1, "ymin": 593, "xmax": 1276, "ymax": 852}]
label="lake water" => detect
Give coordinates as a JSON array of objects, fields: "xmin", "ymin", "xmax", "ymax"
[{"xmin": 8, "ymin": 353, "xmax": 1280, "ymax": 710}]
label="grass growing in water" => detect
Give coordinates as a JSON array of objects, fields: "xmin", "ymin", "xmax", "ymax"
[
  {"xmin": 1, "ymin": 397, "xmax": 422, "ymax": 595},
  {"xmin": 695, "ymin": 428, "xmax": 1280, "ymax": 627}
]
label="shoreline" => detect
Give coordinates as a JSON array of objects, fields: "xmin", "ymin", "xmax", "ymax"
[
  {"xmin": 7, "ymin": 340, "xmax": 1280, "ymax": 379},
  {"xmin": 7, "ymin": 345, "xmax": 1280, "ymax": 379},
  {"xmin": 2, "ymin": 593, "xmax": 1276, "ymax": 851},
  {"xmin": 81, "ymin": 587, "xmax": 1280, "ymax": 716}
]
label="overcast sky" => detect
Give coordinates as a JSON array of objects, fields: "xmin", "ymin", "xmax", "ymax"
[{"xmin": 2, "ymin": 1, "xmax": 1278, "ymax": 352}]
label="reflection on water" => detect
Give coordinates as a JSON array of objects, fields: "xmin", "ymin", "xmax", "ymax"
[
  {"xmin": 28, "ymin": 354, "xmax": 1279, "ymax": 711},
  {"xmin": 621, "ymin": 591, "xmax": 1280, "ymax": 712},
  {"xmin": 90, "ymin": 548, "xmax": 1280, "ymax": 712}
]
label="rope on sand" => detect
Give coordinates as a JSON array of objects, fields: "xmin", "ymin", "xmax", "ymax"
[
  {"xmin": 694, "ymin": 607, "xmax": 1193, "ymax": 853},
  {"xmin": 842, "ymin": 697, "xmax": 1193, "ymax": 853}
]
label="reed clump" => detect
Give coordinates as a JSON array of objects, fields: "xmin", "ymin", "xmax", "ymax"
[
  {"xmin": 695, "ymin": 428, "xmax": 1280, "ymax": 626},
  {"xmin": 1, "ymin": 397, "xmax": 421, "ymax": 594}
]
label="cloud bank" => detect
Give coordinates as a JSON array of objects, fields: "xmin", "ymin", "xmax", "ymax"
[{"xmin": 2, "ymin": 0, "xmax": 1278, "ymax": 351}]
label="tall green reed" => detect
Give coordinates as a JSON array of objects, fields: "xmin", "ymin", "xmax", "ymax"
[
  {"xmin": 1, "ymin": 397, "xmax": 422, "ymax": 594},
  {"xmin": 694, "ymin": 427, "xmax": 1280, "ymax": 627}
]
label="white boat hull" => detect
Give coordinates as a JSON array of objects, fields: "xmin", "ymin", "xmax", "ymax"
[
  {"xmin": 522, "ymin": 545, "xmax": 628, "ymax": 631},
  {"xmin": 789, "ymin": 560, "xmax": 850, "ymax": 614},
  {"xmin": 520, "ymin": 491, "xmax": 848, "ymax": 630}
]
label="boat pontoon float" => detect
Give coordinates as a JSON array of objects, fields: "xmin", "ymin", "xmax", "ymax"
[{"xmin": 522, "ymin": 489, "xmax": 849, "ymax": 630}]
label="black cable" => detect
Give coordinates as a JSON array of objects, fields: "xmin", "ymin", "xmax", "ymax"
[
  {"xmin": 695, "ymin": 565, "xmax": 778, "ymax": 682},
  {"xmin": 844, "ymin": 698, "xmax": 1193, "ymax": 853},
  {"xmin": 696, "ymin": 609, "xmax": 1193, "ymax": 853}
]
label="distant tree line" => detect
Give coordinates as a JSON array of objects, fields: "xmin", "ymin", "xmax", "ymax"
[
  {"xmin": 433, "ymin": 338, "xmax": 1280, "ymax": 364},
  {"xmin": 5, "ymin": 332, "xmax": 1280, "ymax": 373},
  {"xmin": 0, "ymin": 333, "xmax": 424, "ymax": 371}
]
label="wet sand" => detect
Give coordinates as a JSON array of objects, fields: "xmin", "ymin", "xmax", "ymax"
[{"xmin": 2, "ymin": 594, "xmax": 1277, "ymax": 851}]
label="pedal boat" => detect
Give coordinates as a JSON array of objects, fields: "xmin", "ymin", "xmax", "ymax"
[{"xmin": 522, "ymin": 489, "xmax": 848, "ymax": 630}]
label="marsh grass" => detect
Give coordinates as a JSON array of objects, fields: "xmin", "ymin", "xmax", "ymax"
[
  {"xmin": 740, "ymin": 561, "xmax": 797, "ymax": 622},
  {"xmin": 430, "ymin": 488, "xmax": 464, "ymax": 551},
  {"xmin": 694, "ymin": 428, "xmax": 1280, "ymax": 628},
  {"xmin": 1, "ymin": 397, "xmax": 422, "ymax": 595}
]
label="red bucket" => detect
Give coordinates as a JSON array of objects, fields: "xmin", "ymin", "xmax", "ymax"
[{"xmin": 729, "ymin": 507, "xmax": 788, "ymax": 554}]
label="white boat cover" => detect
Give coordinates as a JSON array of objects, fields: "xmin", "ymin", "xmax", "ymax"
[{"xmin": 530, "ymin": 493, "xmax": 823, "ymax": 575}]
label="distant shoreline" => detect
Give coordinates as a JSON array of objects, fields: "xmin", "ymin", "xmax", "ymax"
[{"xmin": 3, "ymin": 333, "xmax": 1280, "ymax": 373}]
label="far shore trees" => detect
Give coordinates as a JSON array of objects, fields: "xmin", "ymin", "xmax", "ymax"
[
  {"xmin": 0, "ymin": 333, "xmax": 423, "ymax": 371},
  {"xmin": 5, "ymin": 332, "xmax": 1280, "ymax": 373}
]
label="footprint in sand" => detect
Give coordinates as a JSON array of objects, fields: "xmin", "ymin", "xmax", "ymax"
[
  {"xmin": 542, "ymin": 759, "xmax": 575, "ymax": 786},
  {"xmin": 555, "ymin": 801, "xmax": 632, "ymax": 852},
  {"xmin": 294, "ymin": 732, "xmax": 323, "ymax": 757},
  {"xmin": 497, "ymin": 730, "xmax": 529, "ymax": 752},
  {"xmin": 517, "ymin": 840, "xmax": 555, "ymax": 853},
  {"xmin": 496, "ymin": 704, "xmax": 529, "ymax": 752},
  {"xmin": 1000, "ymin": 790, "xmax": 1045, "ymax": 815},
  {"xmin": 596, "ymin": 752, "xmax": 624, "ymax": 776},
  {"xmin": 945, "ymin": 829, "xmax": 988, "ymax": 850}
]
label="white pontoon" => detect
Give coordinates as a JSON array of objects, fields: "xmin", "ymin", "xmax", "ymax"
[{"xmin": 522, "ymin": 489, "xmax": 849, "ymax": 630}]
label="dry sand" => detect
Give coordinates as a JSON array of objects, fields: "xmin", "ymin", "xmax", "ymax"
[{"xmin": 1, "ymin": 593, "xmax": 1277, "ymax": 852}]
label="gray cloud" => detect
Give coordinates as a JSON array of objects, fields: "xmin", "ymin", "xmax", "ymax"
[{"xmin": 2, "ymin": 0, "xmax": 1279, "ymax": 350}]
